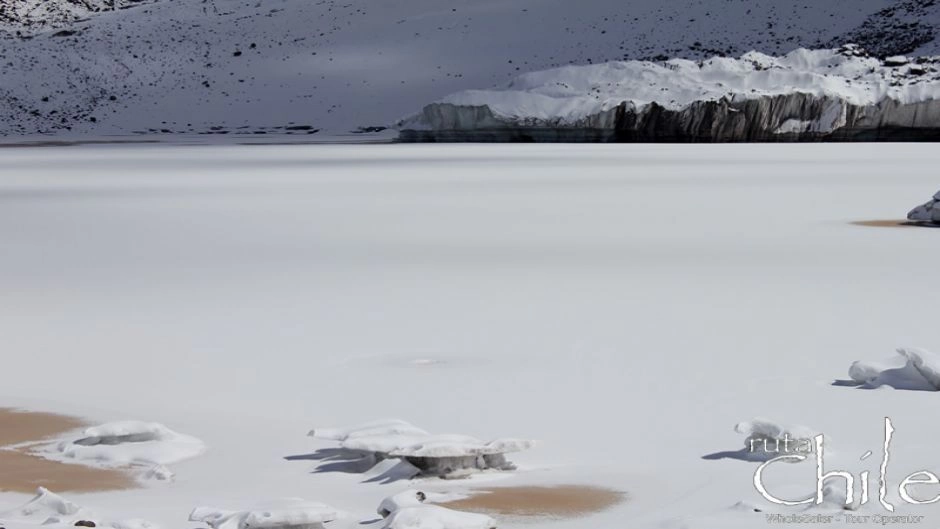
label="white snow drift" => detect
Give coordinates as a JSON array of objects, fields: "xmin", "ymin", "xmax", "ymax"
[
  {"xmin": 310, "ymin": 420, "xmax": 534, "ymax": 478},
  {"xmin": 734, "ymin": 418, "xmax": 819, "ymax": 459},
  {"xmin": 377, "ymin": 490, "xmax": 466, "ymax": 518},
  {"xmin": 36, "ymin": 421, "xmax": 204, "ymax": 473},
  {"xmin": 0, "ymin": 487, "xmax": 158, "ymax": 529},
  {"xmin": 382, "ymin": 505, "xmax": 495, "ymax": 529},
  {"xmin": 189, "ymin": 499, "xmax": 341, "ymax": 529},
  {"xmin": 849, "ymin": 347, "xmax": 940, "ymax": 390}
]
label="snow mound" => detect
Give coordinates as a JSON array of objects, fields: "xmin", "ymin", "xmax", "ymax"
[
  {"xmin": 189, "ymin": 499, "xmax": 340, "ymax": 529},
  {"xmin": 907, "ymin": 190, "xmax": 940, "ymax": 224},
  {"xmin": 0, "ymin": 487, "xmax": 158, "ymax": 529},
  {"xmin": 383, "ymin": 505, "xmax": 496, "ymax": 529},
  {"xmin": 309, "ymin": 420, "xmax": 535, "ymax": 478},
  {"xmin": 734, "ymin": 418, "xmax": 819, "ymax": 459},
  {"xmin": 309, "ymin": 419, "xmax": 429, "ymax": 442},
  {"xmin": 378, "ymin": 490, "xmax": 466, "ymax": 518},
  {"xmin": 378, "ymin": 490, "xmax": 427, "ymax": 518},
  {"xmin": 849, "ymin": 347, "xmax": 940, "ymax": 390},
  {"xmin": 42, "ymin": 420, "xmax": 205, "ymax": 468}
]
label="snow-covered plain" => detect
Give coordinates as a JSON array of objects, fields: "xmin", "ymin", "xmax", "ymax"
[{"xmin": 2, "ymin": 143, "xmax": 940, "ymax": 529}]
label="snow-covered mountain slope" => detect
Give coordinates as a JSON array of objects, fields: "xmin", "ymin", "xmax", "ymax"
[
  {"xmin": 0, "ymin": 0, "xmax": 156, "ymax": 33},
  {"xmin": 399, "ymin": 46, "xmax": 940, "ymax": 141},
  {"xmin": 2, "ymin": 0, "xmax": 940, "ymax": 136}
]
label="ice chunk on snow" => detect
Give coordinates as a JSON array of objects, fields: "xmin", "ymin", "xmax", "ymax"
[
  {"xmin": 140, "ymin": 464, "xmax": 175, "ymax": 481},
  {"xmin": 377, "ymin": 490, "xmax": 464, "ymax": 517},
  {"xmin": 190, "ymin": 499, "xmax": 340, "ymax": 529},
  {"xmin": 383, "ymin": 505, "xmax": 496, "ymax": 529},
  {"xmin": 310, "ymin": 420, "xmax": 534, "ymax": 478},
  {"xmin": 389, "ymin": 435, "xmax": 492, "ymax": 458},
  {"xmin": 308, "ymin": 419, "xmax": 428, "ymax": 442},
  {"xmin": 734, "ymin": 418, "xmax": 818, "ymax": 458},
  {"xmin": 390, "ymin": 437, "xmax": 536, "ymax": 458},
  {"xmin": 362, "ymin": 458, "xmax": 422, "ymax": 483},
  {"xmin": 849, "ymin": 348, "xmax": 940, "ymax": 390},
  {"xmin": 907, "ymin": 190, "xmax": 940, "ymax": 224},
  {"xmin": 0, "ymin": 487, "xmax": 84, "ymax": 522},
  {"xmin": 43, "ymin": 421, "xmax": 205, "ymax": 468},
  {"xmin": 0, "ymin": 488, "xmax": 157, "ymax": 529},
  {"xmin": 342, "ymin": 433, "xmax": 431, "ymax": 454},
  {"xmin": 378, "ymin": 490, "xmax": 427, "ymax": 517}
]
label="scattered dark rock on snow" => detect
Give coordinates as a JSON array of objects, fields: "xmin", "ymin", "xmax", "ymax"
[
  {"xmin": 74, "ymin": 521, "xmax": 96, "ymax": 528},
  {"xmin": 825, "ymin": 0, "xmax": 938, "ymax": 58},
  {"xmin": 908, "ymin": 190, "xmax": 940, "ymax": 224}
]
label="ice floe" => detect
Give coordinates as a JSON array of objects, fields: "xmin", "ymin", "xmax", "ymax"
[
  {"xmin": 189, "ymin": 499, "xmax": 341, "ymax": 529},
  {"xmin": 309, "ymin": 420, "xmax": 534, "ymax": 479},
  {"xmin": 907, "ymin": 190, "xmax": 940, "ymax": 224},
  {"xmin": 31, "ymin": 421, "xmax": 205, "ymax": 480},
  {"xmin": 703, "ymin": 418, "xmax": 820, "ymax": 462},
  {"xmin": 848, "ymin": 347, "xmax": 940, "ymax": 390}
]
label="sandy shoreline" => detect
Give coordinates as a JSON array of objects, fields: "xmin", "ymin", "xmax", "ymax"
[
  {"xmin": 0, "ymin": 408, "xmax": 134, "ymax": 494},
  {"xmin": 441, "ymin": 485, "xmax": 626, "ymax": 518}
]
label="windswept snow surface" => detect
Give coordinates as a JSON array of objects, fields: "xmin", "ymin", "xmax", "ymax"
[
  {"xmin": 4, "ymin": 0, "xmax": 940, "ymax": 135},
  {"xmin": 402, "ymin": 47, "xmax": 940, "ymax": 130},
  {"xmin": 2, "ymin": 143, "xmax": 940, "ymax": 529}
]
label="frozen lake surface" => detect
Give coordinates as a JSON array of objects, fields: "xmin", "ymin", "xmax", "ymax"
[{"xmin": 1, "ymin": 143, "xmax": 939, "ymax": 528}]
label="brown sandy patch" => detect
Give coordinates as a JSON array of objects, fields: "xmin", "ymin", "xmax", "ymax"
[
  {"xmin": 851, "ymin": 219, "xmax": 940, "ymax": 228},
  {"xmin": 0, "ymin": 408, "xmax": 135, "ymax": 493},
  {"xmin": 0, "ymin": 408, "xmax": 87, "ymax": 446},
  {"xmin": 441, "ymin": 485, "xmax": 626, "ymax": 519},
  {"xmin": 0, "ymin": 450, "xmax": 135, "ymax": 493}
]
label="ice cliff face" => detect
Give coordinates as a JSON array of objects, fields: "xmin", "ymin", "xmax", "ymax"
[{"xmin": 399, "ymin": 47, "xmax": 940, "ymax": 142}]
